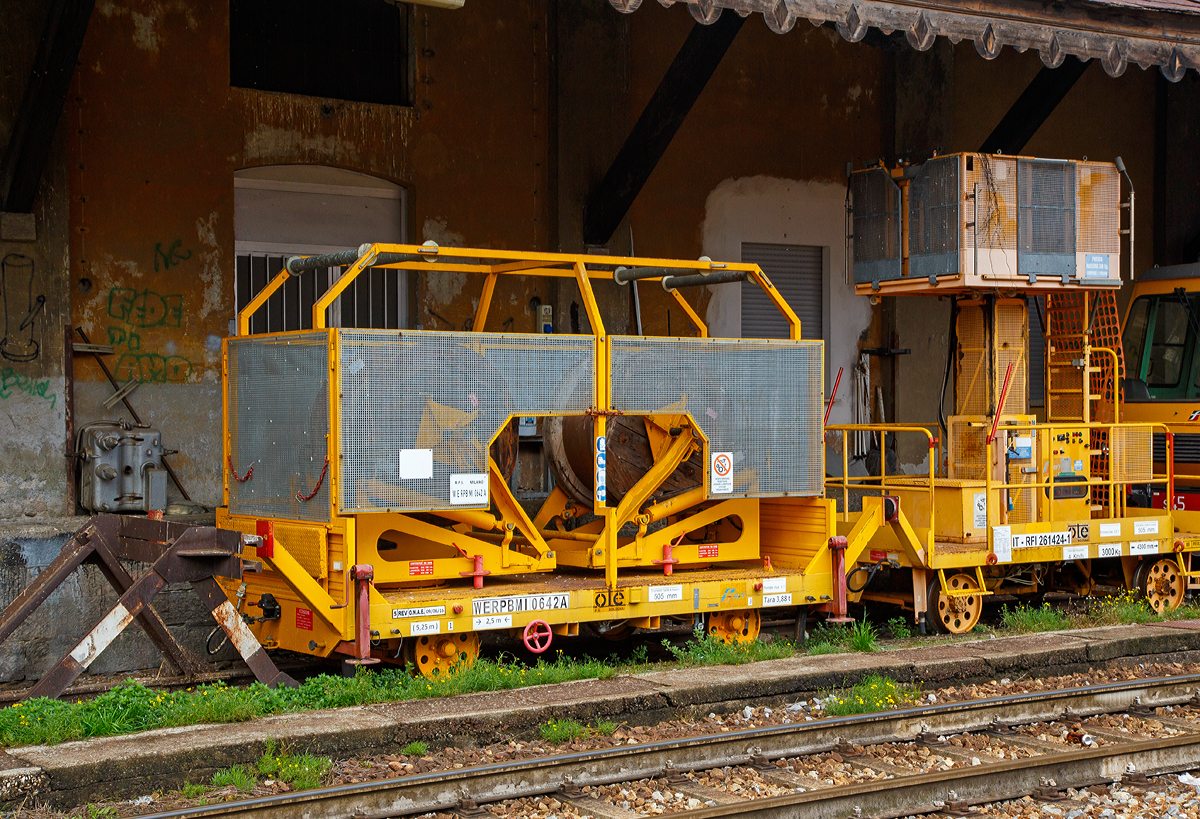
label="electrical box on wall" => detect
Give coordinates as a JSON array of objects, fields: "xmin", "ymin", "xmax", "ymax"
[{"xmin": 78, "ymin": 421, "xmax": 167, "ymax": 513}]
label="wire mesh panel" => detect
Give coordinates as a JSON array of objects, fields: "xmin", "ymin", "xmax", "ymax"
[
  {"xmin": 964, "ymin": 154, "xmax": 1018, "ymax": 280},
  {"xmin": 227, "ymin": 332, "xmax": 331, "ymax": 522},
  {"xmin": 852, "ymin": 168, "xmax": 902, "ymax": 286},
  {"xmin": 338, "ymin": 330, "xmax": 595, "ymax": 512},
  {"xmin": 1019, "ymin": 159, "xmax": 1077, "ymax": 279},
  {"xmin": 609, "ymin": 337, "xmax": 824, "ymax": 497},
  {"xmin": 908, "ymin": 156, "xmax": 960, "ymax": 282},
  {"xmin": 1110, "ymin": 426, "xmax": 1153, "ymax": 484}
]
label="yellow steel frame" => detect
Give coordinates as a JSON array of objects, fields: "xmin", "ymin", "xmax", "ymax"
[{"xmin": 221, "ymin": 244, "xmax": 827, "ymax": 659}]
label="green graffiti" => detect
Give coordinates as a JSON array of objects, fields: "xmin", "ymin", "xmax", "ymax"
[
  {"xmin": 0, "ymin": 367, "xmax": 56, "ymax": 408},
  {"xmin": 153, "ymin": 239, "xmax": 192, "ymax": 272},
  {"xmin": 107, "ymin": 288, "xmax": 183, "ymax": 328},
  {"xmin": 106, "ymin": 326, "xmax": 142, "ymax": 350},
  {"xmin": 115, "ymin": 353, "xmax": 192, "ymax": 383}
]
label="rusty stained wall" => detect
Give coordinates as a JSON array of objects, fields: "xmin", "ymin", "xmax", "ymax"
[
  {"xmin": 0, "ymin": 0, "xmax": 72, "ymax": 517},
  {"xmin": 67, "ymin": 0, "xmax": 557, "ymax": 507},
  {"xmin": 622, "ymin": 6, "xmax": 887, "ymax": 337}
]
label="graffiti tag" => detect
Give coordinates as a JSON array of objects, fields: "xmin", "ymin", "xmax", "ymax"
[
  {"xmin": 108, "ymin": 289, "xmax": 183, "ymax": 328},
  {"xmin": 114, "ymin": 353, "xmax": 192, "ymax": 384},
  {"xmin": 153, "ymin": 240, "xmax": 192, "ymax": 272},
  {"xmin": 0, "ymin": 367, "xmax": 56, "ymax": 408}
]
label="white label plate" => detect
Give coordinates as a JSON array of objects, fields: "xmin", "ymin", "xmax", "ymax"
[
  {"xmin": 450, "ymin": 473, "xmax": 489, "ymax": 505},
  {"xmin": 473, "ymin": 614, "xmax": 512, "ymax": 630},
  {"xmin": 1013, "ymin": 531, "xmax": 1072, "ymax": 549},
  {"xmin": 762, "ymin": 577, "xmax": 787, "ymax": 595},
  {"xmin": 1062, "ymin": 545, "xmax": 1089, "ymax": 561},
  {"xmin": 1134, "ymin": 520, "xmax": 1159, "ymax": 535},
  {"xmin": 392, "ymin": 605, "xmax": 446, "ymax": 619},
  {"xmin": 762, "ymin": 593, "xmax": 792, "ymax": 607},
  {"xmin": 711, "ymin": 451, "xmax": 734, "ymax": 494},
  {"xmin": 410, "ymin": 620, "xmax": 441, "ymax": 635},
  {"xmin": 1099, "ymin": 543, "xmax": 1123, "ymax": 558},
  {"xmin": 649, "ymin": 585, "xmax": 684, "ymax": 603},
  {"xmin": 472, "ymin": 593, "xmax": 570, "ymax": 616},
  {"xmin": 1099, "ymin": 523, "xmax": 1122, "ymax": 538},
  {"xmin": 1130, "ymin": 540, "xmax": 1159, "ymax": 555},
  {"xmin": 398, "ymin": 449, "xmax": 433, "ymax": 480}
]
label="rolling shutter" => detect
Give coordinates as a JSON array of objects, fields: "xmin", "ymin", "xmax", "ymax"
[{"xmin": 740, "ymin": 243, "xmax": 823, "ymax": 340}]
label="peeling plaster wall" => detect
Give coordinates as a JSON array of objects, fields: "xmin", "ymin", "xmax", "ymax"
[
  {"xmin": 0, "ymin": 0, "xmax": 72, "ymax": 518},
  {"xmin": 701, "ymin": 176, "xmax": 868, "ymax": 429}
]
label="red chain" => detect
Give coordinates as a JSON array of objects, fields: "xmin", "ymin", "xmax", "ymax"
[
  {"xmin": 296, "ymin": 457, "xmax": 330, "ymax": 501},
  {"xmin": 228, "ymin": 455, "xmax": 253, "ymax": 482}
]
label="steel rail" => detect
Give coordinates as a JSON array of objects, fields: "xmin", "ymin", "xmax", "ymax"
[{"xmin": 135, "ymin": 674, "xmax": 1200, "ymax": 819}]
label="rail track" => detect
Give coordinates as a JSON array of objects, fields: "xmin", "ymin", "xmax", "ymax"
[{"xmin": 135, "ymin": 673, "xmax": 1200, "ymax": 819}]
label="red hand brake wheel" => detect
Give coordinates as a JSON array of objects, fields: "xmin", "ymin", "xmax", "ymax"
[{"xmin": 523, "ymin": 619, "xmax": 553, "ymax": 653}]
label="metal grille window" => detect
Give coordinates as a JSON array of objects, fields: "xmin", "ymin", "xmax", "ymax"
[
  {"xmin": 740, "ymin": 243, "xmax": 823, "ymax": 341},
  {"xmin": 908, "ymin": 156, "xmax": 960, "ymax": 281},
  {"xmin": 851, "ymin": 169, "xmax": 901, "ymax": 284},
  {"xmin": 234, "ymin": 255, "xmax": 407, "ymax": 333},
  {"xmin": 1018, "ymin": 159, "xmax": 1076, "ymax": 277}
]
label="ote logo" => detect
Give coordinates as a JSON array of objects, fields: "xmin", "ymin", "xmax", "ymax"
[{"xmin": 594, "ymin": 588, "xmax": 626, "ymax": 611}]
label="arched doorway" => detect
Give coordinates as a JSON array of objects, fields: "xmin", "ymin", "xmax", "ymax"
[{"xmin": 233, "ymin": 165, "xmax": 408, "ymax": 332}]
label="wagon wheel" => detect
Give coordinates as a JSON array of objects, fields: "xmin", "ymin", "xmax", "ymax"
[
  {"xmin": 706, "ymin": 609, "xmax": 761, "ymax": 644},
  {"xmin": 1139, "ymin": 557, "xmax": 1185, "ymax": 614},
  {"xmin": 928, "ymin": 572, "xmax": 984, "ymax": 634},
  {"xmin": 404, "ymin": 631, "xmax": 481, "ymax": 678}
]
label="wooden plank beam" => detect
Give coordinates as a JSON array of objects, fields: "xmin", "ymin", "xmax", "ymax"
[
  {"xmin": 978, "ymin": 56, "xmax": 1092, "ymax": 155},
  {"xmin": 581, "ymin": 12, "xmax": 744, "ymax": 246},
  {"xmin": 0, "ymin": 0, "xmax": 95, "ymax": 213}
]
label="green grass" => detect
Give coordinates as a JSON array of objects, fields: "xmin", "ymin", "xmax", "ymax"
[
  {"xmin": 85, "ymin": 805, "xmax": 118, "ymax": 819},
  {"xmin": 662, "ymin": 630, "xmax": 794, "ymax": 666},
  {"xmin": 999, "ymin": 602, "xmax": 1073, "ymax": 633},
  {"xmin": 848, "ymin": 618, "xmax": 879, "ymax": 652},
  {"xmin": 256, "ymin": 739, "xmax": 330, "ymax": 791},
  {"xmin": 540, "ymin": 719, "xmax": 591, "ymax": 743},
  {"xmin": 886, "ymin": 617, "xmax": 912, "ymax": 640},
  {"xmin": 179, "ymin": 782, "xmax": 206, "ymax": 798},
  {"xmin": 823, "ymin": 674, "xmax": 910, "ymax": 716},
  {"xmin": 539, "ymin": 718, "xmax": 620, "ymax": 743},
  {"xmin": 212, "ymin": 764, "xmax": 257, "ymax": 793},
  {"xmin": 0, "ymin": 629, "xmax": 804, "ymax": 748},
  {"xmin": 402, "ymin": 740, "xmax": 429, "ymax": 756}
]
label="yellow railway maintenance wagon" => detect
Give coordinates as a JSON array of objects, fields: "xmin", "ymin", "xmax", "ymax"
[
  {"xmin": 834, "ymin": 153, "xmax": 1198, "ymax": 633},
  {"xmin": 216, "ymin": 244, "xmax": 848, "ymax": 676}
]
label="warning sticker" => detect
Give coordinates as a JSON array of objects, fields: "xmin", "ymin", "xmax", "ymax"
[
  {"xmin": 409, "ymin": 560, "xmax": 434, "ymax": 576},
  {"xmin": 699, "ymin": 544, "xmax": 719, "ymax": 559},
  {"xmin": 711, "ymin": 452, "xmax": 734, "ymax": 494},
  {"xmin": 972, "ymin": 492, "xmax": 987, "ymax": 530},
  {"xmin": 295, "ymin": 608, "xmax": 313, "ymax": 631}
]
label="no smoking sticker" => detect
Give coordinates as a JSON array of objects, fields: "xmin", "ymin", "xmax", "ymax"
[{"xmin": 711, "ymin": 451, "xmax": 733, "ymax": 494}]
